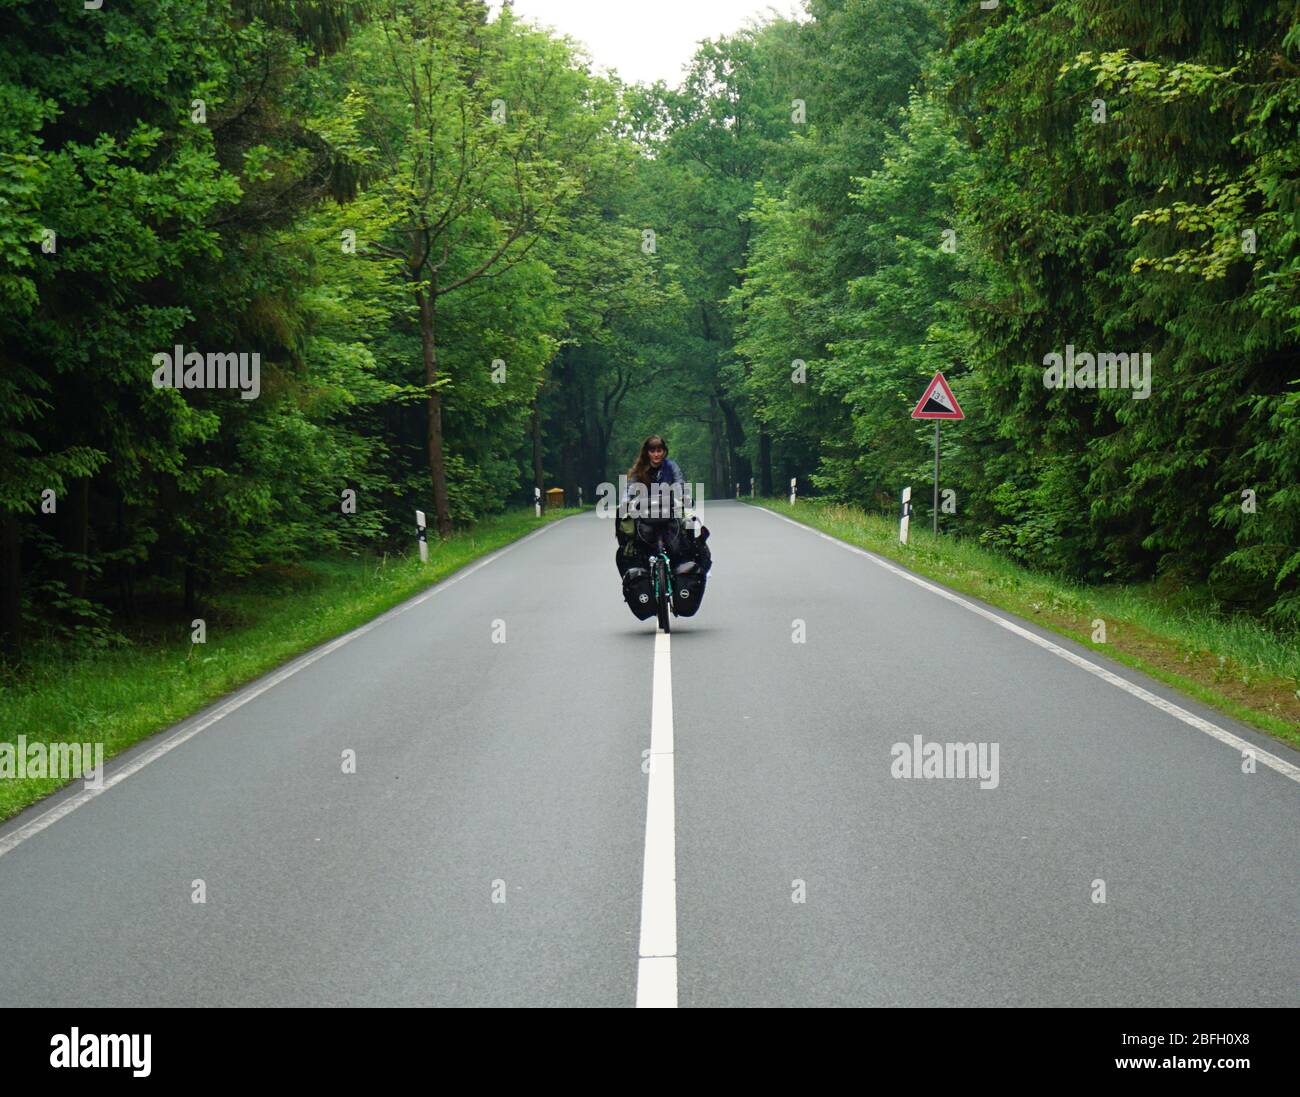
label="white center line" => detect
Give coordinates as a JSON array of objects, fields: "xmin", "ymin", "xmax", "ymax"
[{"xmin": 636, "ymin": 630, "xmax": 678, "ymax": 1007}]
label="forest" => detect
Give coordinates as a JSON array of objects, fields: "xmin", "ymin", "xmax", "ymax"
[{"xmin": 2, "ymin": 0, "xmax": 1298, "ymax": 661}]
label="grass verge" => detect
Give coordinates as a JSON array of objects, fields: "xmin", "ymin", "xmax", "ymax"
[
  {"xmin": 753, "ymin": 498, "xmax": 1300, "ymax": 747},
  {"xmin": 0, "ymin": 507, "xmax": 577, "ymax": 822}
]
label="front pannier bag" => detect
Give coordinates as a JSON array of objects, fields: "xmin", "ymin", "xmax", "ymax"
[
  {"xmin": 622, "ymin": 567, "xmax": 657, "ymax": 620},
  {"xmin": 670, "ymin": 560, "xmax": 706, "ymax": 617}
]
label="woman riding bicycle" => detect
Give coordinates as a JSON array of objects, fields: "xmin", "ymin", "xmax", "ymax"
[
  {"xmin": 615, "ymin": 435, "xmax": 711, "ymax": 627},
  {"xmin": 616, "ymin": 435, "xmax": 705, "ymax": 575}
]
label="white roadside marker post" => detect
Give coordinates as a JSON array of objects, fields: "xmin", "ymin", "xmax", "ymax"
[
  {"xmin": 735, "ymin": 482, "xmax": 740, "ymax": 499},
  {"xmin": 579, "ymin": 485, "xmax": 583, "ymax": 508},
  {"xmin": 790, "ymin": 477, "xmax": 797, "ymax": 505},
  {"xmin": 750, "ymin": 477, "xmax": 755, "ymax": 498},
  {"xmin": 415, "ymin": 509, "xmax": 428, "ymax": 564},
  {"xmin": 899, "ymin": 487, "xmax": 911, "ymax": 545},
  {"xmin": 534, "ymin": 486, "xmax": 541, "ymax": 518}
]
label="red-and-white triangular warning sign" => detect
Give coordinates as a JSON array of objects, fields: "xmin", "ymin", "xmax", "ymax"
[{"xmin": 911, "ymin": 371, "xmax": 964, "ymax": 420}]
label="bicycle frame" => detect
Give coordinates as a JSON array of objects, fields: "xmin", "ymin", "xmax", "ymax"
[
  {"xmin": 634, "ymin": 518, "xmax": 680, "ymax": 631},
  {"xmin": 651, "ymin": 545, "xmax": 673, "ymax": 601}
]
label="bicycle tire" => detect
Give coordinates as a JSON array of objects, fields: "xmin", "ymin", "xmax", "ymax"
[{"xmin": 655, "ymin": 558, "xmax": 671, "ymax": 633}]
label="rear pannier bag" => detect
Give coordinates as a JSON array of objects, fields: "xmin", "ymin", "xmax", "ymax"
[
  {"xmin": 622, "ymin": 567, "xmax": 657, "ymax": 620},
  {"xmin": 671, "ymin": 561, "xmax": 706, "ymax": 617}
]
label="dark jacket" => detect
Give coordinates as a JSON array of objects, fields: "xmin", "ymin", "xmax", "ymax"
[
  {"xmin": 651, "ymin": 458, "xmax": 684, "ymax": 487},
  {"xmin": 623, "ymin": 458, "xmax": 684, "ymax": 500}
]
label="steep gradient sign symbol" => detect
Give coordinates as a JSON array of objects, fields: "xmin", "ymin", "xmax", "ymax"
[{"xmin": 911, "ymin": 372, "xmax": 964, "ymax": 420}]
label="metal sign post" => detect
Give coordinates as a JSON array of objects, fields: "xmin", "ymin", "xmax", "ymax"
[
  {"xmin": 933, "ymin": 422, "xmax": 941, "ymax": 536},
  {"xmin": 910, "ymin": 371, "xmax": 964, "ymax": 537}
]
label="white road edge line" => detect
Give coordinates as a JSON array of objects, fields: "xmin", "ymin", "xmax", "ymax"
[
  {"xmin": 757, "ymin": 506, "xmax": 1300, "ymax": 785},
  {"xmin": 0, "ymin": 520, "xmax": 568, "ymax": 859},
  {"xmin": 636, "ymin": 630, "xmax": 678, "ymax": 1007}
]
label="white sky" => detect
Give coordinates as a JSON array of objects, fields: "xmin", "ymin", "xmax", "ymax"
[{"xmin": 488, "ymin": 0, "xmax": 806, "ymax": 87}]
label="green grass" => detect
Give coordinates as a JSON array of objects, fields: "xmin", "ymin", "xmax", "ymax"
[
  {"xmin": 0, "ymin": 507, "xmax": 578, "ymax": 822},
  {"xmin": 754, "ymin": 498, "xmax": 1300, "ymax": 746}
]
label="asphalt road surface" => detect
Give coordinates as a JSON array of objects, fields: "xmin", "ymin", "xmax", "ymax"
[{"xmin": 1, "ymin": 503, "xmax": 1297, "ymax": 1007}]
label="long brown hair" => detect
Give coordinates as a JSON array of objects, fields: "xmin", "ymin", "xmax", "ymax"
[{"xmin": 628, "ymin": 435, "xmax": 668, "ymax": 487}]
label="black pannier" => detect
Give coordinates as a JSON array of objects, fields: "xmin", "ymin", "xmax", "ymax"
[
  {"xmin": 670, "ymin": 560, "xmax": 706, "ymax": 617},
  {"xmin": 622, "ymin": 567, "xmax": 657, "ymax": 620}
]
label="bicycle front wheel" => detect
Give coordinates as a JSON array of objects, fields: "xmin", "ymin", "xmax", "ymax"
[{"xmin": 655, "ymin": 559, "xmax": 671, "ymax": 633}]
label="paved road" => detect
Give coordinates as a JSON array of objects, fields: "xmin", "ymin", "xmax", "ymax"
[{"xmin": 1, "ymin": 503, "xmax": 1297, "ymax": 1006}]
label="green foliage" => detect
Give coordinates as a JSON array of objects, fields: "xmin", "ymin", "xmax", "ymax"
[
  {"xmin": 4, "ymin": 0, "xmax": 1297, "ymax": 662},
  {"xmin": 718, "ymin": 0, "xmax": 1300, "ymax": 623},
  {"xmin": 0, "ymin": 0, "xmax": 649, "ymax": 656}
]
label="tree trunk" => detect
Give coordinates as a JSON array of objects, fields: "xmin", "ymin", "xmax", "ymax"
[
  {"xmin": 116, "ymin": 486, "xmax": 135, "ymax": 620},
  {"xmin": 531, "ymin": 397, "xmax": 544, "ymax": 511},
  {"xmin": 593, "ymin": 418, "xmax": 611, "ymax": 488},
  {"xmin": 560, "ymin": 435, "xmax": 576, "ymax": 509},
  {"xmin": 416, "ymin": 285, "xmax": 453, "ymax": 537},
  {"xmin": 709, "ymin": 406, "xmax": 727, "ymax": 497},
  {"xmin": 65, "ymin": 477, "xmax": 89, "ymax": 599},
  {"xmin": 581, "ymin": 417, "xmax": 598, "ymax": 500},
  {"xmin": 558, "ymin": 353, "xmax": 579, "ymax": 504},
  {"xmin": 717, "ymin": 395, "xmax": 751, "ymax": 490},
  {"xmin": 0, "ymin": 511, "xmax": 21, "ymax": 658}
]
